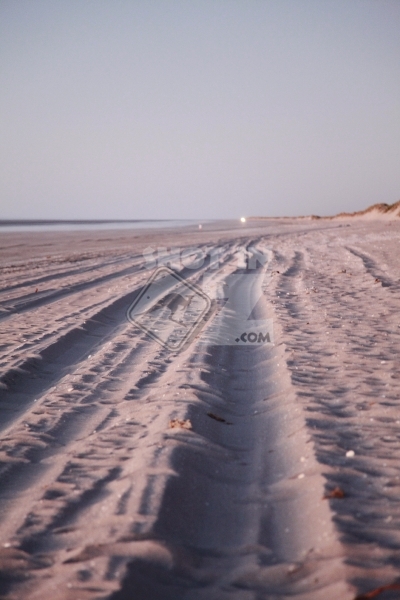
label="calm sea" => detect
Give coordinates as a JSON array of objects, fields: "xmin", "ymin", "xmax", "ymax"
[{"xmin": 0, "ymin": 220, "xmax": 204, "ymax": 233}]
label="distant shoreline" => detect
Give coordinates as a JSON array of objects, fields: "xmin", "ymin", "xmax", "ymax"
[
  {"xmin": 0, "ymin": 218, "xmax": 207, "ymax": 233},
  {"xmin": 0, "ymin": 218, "xmax": 180, "ymax": 227}
]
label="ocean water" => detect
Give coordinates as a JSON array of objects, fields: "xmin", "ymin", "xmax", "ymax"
[{"xmin": 0, "ymin": 220, "xmax": 204, "ymax": 233}]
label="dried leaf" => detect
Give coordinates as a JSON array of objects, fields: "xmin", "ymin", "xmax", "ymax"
[
  {"xmin": 323, "ymin": 487, "xmax": 345, "ymax": 500},
  {"xmin": 207, "ymin": 413, "xmax": 232, "ymax": 425},
  {"xmin": 169, "ymin": 419, "xmax": 192, "ymax": 430},
  {"xmin": 355, "ymin": 582, "xmax": 400, "ymax": 599}
]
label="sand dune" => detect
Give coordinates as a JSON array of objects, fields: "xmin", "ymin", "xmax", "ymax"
[
  {"xmin": 1, "ymin": 219, "xmax": 400, "ymax": 599},
  {"xmin": 335, "ymin": 200, "xmax": 400, "ymax": 220}
]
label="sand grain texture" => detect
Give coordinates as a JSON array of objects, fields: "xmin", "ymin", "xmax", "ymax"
[{"xmin": 1, "ymin": 219, "xmax": 400, "ymax": 599}]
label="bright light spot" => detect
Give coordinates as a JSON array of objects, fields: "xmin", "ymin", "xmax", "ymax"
[{"xmin": 240, "ymin": 217, "xmax": 246, "ymax": 223}]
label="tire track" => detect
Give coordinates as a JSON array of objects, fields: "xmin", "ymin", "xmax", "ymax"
[
  {"xmin": 110, "ymin": 261, "xmax": 350, "ymax": 600},
  {"xmin": 3, "ymin": 223, "xmax": 397, "ymax": 599},
  {"xmin": 346, "ymin": 247, "xmax": 396, "ymax": 289},
  {"xmin": 0, "ymin": 241, "xmax": 244, "ymax": 598},
  {"xmin": 0, "ymin": 259, "xmax": 145, "ymax": 320},
  {"xmin": 269, "ymin": 239, "xmax": 400, "ymax": 596}
]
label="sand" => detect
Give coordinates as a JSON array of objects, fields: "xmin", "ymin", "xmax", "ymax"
[{"xmin": 1, "ymin": 218, "xmax": 400, "ymax": 599}]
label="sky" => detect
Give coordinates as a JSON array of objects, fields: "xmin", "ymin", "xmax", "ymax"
[{"xmin": 1, "ymin": 0, "xmax": 400, "ymax": 220}]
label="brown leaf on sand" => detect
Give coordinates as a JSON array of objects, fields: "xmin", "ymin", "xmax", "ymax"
[
  {"xmin": 374, "ymin": 278, "xmax": 381, "ymax": 283},
  {"xmin": 323, "ymin": 487, "xmax": 345, "ymax": 500},
  {"xmin": 207, "ymin": 412, "xmax": 232, "ymax": 424},
  {"xmin": 207, "ymin": 412, "xmax": 225, "ymax": 422},
  {"xmin": 169, "ymin": 419, "xmax": 192, "ymax": 430},
  {"xmin": 354, "ymin": 581, "xmax": 400, "ymax": 599}
]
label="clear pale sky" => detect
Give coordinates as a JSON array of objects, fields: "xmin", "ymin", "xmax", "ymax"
[{"xmin": 1, "ymin": 0, "xmax": 399, "ymax": 220}]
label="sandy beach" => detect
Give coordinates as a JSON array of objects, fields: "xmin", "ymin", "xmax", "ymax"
[{"xmin": 1, "ymin": 218, "xmax": 400, "ymax": 599}]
